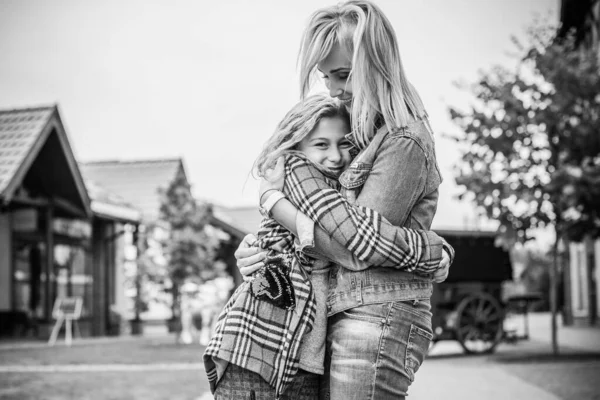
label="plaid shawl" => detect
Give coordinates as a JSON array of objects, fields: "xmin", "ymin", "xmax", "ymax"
[{"xmin": 204, "ymin": 153, "xmax": 448, "ymax": 398}]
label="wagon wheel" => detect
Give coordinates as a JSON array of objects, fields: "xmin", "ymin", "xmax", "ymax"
[{"xmin": 455, "ymin": 292, "xmax": 504, "ymax": 354}]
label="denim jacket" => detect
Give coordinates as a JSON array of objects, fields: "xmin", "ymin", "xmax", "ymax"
[{"xmin": 322, "ymin": 118, "xmax": 443, "ymax": 316}]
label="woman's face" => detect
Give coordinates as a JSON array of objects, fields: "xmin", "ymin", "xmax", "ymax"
[
  {"xmin": 317, "ymin": 43, "xmax": 353, "ymax": 110},
  {"xmin": 297, "ymin": 116, "xmax": 353, "ymax": 177}
]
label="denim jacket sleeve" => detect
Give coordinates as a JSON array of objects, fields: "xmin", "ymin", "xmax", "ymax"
[
  {"xmin": 354, "ymin": 134, "xmax": 429, "ymax": 227},
  {"xmin": 283, "ymin": 154, "xmax": 444, "ymax": 273}
]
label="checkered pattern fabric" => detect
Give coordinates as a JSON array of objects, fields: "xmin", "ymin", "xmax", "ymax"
[
  {"xmin": 284, "ymin": 155, "xmax": 446, "ymax": 273},
  {"xmin": 204, "ymin": 153, "xmax": 448, "ymax": 399},
  {"xmin": 204, "ymin": 157, "xmax": 325, "ymax": 398},
  {"xmin": 214, "ymin": 363, "xmax": 320, "ymax": 400}
]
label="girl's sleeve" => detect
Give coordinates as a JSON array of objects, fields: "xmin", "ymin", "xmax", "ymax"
[
  {"xmin": 283, "ymin": 155, "xmax": 448, "ymax": 274},
  {"xmin": 257, "ymin": 216, "xmax": 296, "ymax": 253}
]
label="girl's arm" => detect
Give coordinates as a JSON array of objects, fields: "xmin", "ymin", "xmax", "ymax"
[{"xmin": 267, "ymin": 154, "xmax": 451, "ymax": 274}]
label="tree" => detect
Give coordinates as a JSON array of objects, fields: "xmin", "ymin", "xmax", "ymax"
[
  {"xmin": 158, "ymin": 170, "xmax": 220, "ymax": 330},
  {"xmin": 448, "ymin": 22, "xmax": 600, "ymax": 353}
]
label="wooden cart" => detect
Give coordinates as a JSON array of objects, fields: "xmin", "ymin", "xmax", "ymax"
[{"xmin": 431, "ymin": 230, "xmax": 541, "ymax": 354}]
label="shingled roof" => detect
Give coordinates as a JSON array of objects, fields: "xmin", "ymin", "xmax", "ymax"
[
  {"xmin": 212, "ymin": 205, "xmax": 261, "ymax": 239},
  {"xmin": 80, "ymin": 158, "xmax": 186, "ymax": 222},
  {"xmin": 86, "ymin": 180, "xmax": 141, "ymax": 223},
  {"xmin": 0, "ymin": 105, "xmax": 91, "ymax": 217}
]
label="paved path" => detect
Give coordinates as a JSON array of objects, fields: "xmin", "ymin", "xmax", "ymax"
[
  {"xmin": 193, "ymin": 341, "xmax": 567, "ymax": 400},
  {"xmin": 411, "ymin": 347, "xmax": 561, "ymax": 400},
  {"xmin": 527, "ymin": 312, "xmax": 600, "ymax": 353}
]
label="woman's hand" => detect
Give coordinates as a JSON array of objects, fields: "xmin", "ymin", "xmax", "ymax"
[
  {"xmin": 235, "ymin": 234, "xmax": 267, "ymax": 281},
  {"xmin": 432, "ymin": 249, "xmax": 451, "ymax": 283},
  {"xmin": 259, "ymin": 156, "xmax": 285, "ymax": 204}
]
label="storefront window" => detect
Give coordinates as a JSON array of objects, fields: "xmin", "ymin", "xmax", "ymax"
[
  {"xmin": 54, "ymin": 244, "xmax": 93, "ymax": 318},
  {"xmin": 12, "ymin": 242, "xmax": 45, "ymax": 319}
]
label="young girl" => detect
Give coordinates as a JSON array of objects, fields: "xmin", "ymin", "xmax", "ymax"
[{"xmin": 204, "ymin": 95, "xmax": 449, "ymax": 400}]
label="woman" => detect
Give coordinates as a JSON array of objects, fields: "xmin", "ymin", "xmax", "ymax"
[
  {"xmin": 236, "ymin": 1, "xmax": 451, "ymax": 399},
  {"xmin": 206, "ymin": 95, "xmax": 449, "ymax": 400}
]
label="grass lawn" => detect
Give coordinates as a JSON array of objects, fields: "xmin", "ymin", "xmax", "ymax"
[
  {"xmin": 0, "ymin": 336, "xmax": 210, "ymax": 400},
  {"xmin": 0, "ymin": 370, "xmax": 208, "ymax": 400},
  {"xmin": 0, "ymin": 337, "xmax": 205, "ymax": 366}
]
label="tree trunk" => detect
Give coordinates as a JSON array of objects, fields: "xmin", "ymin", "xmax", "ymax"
[
  {"xmin": 170, "ymin": 282, "xmax": 182, "ymax": 343},
  {"xmin": 551, "ymin": 229, "xmax": 560, "ymax": 355}
]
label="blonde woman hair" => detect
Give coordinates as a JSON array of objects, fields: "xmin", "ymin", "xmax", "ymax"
[
  {"xmin": 254, "ymin": 94, "xmax": 350, "ymax": 177},
  {"xmin": 299, "ymin": 0, "xmax": 427, "ymax": 148}
]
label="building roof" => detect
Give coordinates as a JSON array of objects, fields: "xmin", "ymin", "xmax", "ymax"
[
  {"xmin": 85, "ymin": 180, "xmax": 141, "ymax": 223},
  {"xmin": 0, "ymin": 105, "xmax": 91, "ymax": 217},
  {"xmin": 80, "ymin": 158, "xmax": 185, "ymax": 222},
  {"xmin": 212, "ymin": 205, "xmax": 261, "ymax": 239}
]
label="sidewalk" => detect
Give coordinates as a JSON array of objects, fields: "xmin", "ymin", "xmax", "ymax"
[
  {"xmin": 527, "ymin": 312, "xmax": 600, "ymax": 353},
  {"xmin": 411, "ymin": 357, "xmax": 562, "ymax": 400},
  {"xmin": 409, "ymin": 312, "xmax": 600, "ymax": 400}
]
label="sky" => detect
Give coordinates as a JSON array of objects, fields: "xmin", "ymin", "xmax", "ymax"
[{"xmin": 0, "ymin": 0, "xmax": 559, "ymax": 230}]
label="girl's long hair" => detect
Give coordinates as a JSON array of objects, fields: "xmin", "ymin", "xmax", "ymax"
[
  {"xmin": 298, "ymin": 0, "xmax": 428, "ymax": 148},
  {"xmin": 253, "ymin": 94, "xmax": 349, "ymax": 177}
]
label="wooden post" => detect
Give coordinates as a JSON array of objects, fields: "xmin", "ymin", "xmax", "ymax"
[
  {"xmin": 561, "ymin": 238, "xmax": 574, "ymax": 326},
  {"xmin": 130, "ymin": 224, "xmax": 144, "ymax": 336},
  {"xmin": 586, "ymin": 236, "xmax": 597, "ymax": 326},
  {"xmin": 551, "ymin": 229, "xmax": 560, "ymax": 355},
  {"xmin": 45, "ymin": 206, "xmax": 54, "ymax": 324}
]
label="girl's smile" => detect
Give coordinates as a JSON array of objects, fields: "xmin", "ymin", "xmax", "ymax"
[{"xmin": 296, "ymin": 115, "xmax": 353, "ymax": 176}]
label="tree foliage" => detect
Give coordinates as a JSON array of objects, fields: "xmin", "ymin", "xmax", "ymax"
[
  {"xmin": 449, "ymin": 22, "xmax": 600, "ymax": 245},
  {"xmin": 158, "ymin": 170, "xmax": 219, "ymax": 286}
]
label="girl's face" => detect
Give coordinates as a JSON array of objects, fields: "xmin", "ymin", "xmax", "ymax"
[
  {"xmin": 297, "ymin": 116, "xmax": 353, "ymax": 176},
  {"xmin": 318, "ymin": 43, "xmax": 353, "ymax": 110}
]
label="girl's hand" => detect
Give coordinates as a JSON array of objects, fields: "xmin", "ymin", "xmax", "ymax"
[
  {"xmin": 235, "ymin": 234, "xmax": 267, "ymax": 281},
  {"xmin": 432, "ymin": 250, "xmax": 451, "ymax": 283},
  {"xmin": 259, "ymin": 156, "xmax": 285, "ymax": 203}
]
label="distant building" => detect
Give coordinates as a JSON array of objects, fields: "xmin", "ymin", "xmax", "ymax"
[
  {"xmin": 210, "ymin": 205, "xmax": 262, "ymax": 287},
  {"xmin": 0, "ymin": 105, "xmax": 141, "ymax": 339},
  {"xmin": 559, "ymin": 0, "xmax": 599, "ymax": 50},
  {"xmin": 79, "ymin": 158, "xmax": 189, "ymax": 318},
  {"xmin": 80, "ymin": 158, "xmax": 187, "ymax": 224},
  {"xmin": 559, "ymin": 0, "xmax": 600, "ymax": 325},
  {"xmin": 567, "ymin": 242, "xmax": 600, "ymax": 323},
  {"xmin": 81, "ymin": 158, "xmax": 238, "ymax": 309}
]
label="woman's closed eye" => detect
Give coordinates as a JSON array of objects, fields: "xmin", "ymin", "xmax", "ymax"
[{"xmin": 321, "ymin": 73, "xmax": 348, "ymax": 82}]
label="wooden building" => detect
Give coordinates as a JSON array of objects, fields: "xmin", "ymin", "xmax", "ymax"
[
  {"xmin": 0, "ymin": 105, "xmax": 140, "ymax": 339},
  {"xmin": 210, "ymin": 206, "xmax": 262, "ymax": 288},
  {"xmin": 559, "ymin": 0, "xmax": 600, "ymax": 325}
]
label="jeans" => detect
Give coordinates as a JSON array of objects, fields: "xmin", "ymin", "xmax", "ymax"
[
  {"xmin": 214, "ymin": 364, "xmax": 319, "ymax": 400},
  {"xmin": 321, "ymin": 299, "xmax": 433, "ymax": 400}
]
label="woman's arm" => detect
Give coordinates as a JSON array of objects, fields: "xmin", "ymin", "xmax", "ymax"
[
  {"xmin": 266, "ymin": 155, "xmax": 448, "ymax": 274},
  {"xmin": 267, "ymin": 197, "xmax": 451, "ymax": 273}
]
